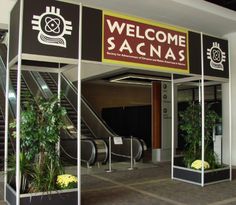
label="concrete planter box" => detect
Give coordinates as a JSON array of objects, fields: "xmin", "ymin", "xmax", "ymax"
[{"xmin": 6, "ymin": 184, "xmax": 77, "ymax": 205}]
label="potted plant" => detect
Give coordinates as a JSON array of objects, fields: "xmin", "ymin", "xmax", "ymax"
[
  {"xmin": 6, "ymin": 94, "xmax": 78, "ymax": 205},
  {"xmin": 179, "ymin": 101, "xmax": 220, "ymax": 169},
  {"xmin": 173, "ymin": 101, "xmax": 230, "ymax": 185}
]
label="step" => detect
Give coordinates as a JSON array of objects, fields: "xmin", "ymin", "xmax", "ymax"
[
  {"xmin": 47, "ymin": 84, "xmax": 56, "ymax": 86},
  {"xmin": 63, "ymin": 104, "xmax": 73, "ymax": 108},
  {"xmin": 65, "ymin": 106, "xmax": 74, "ymax": 109},
  {"xmin": 0, "ymin": 142, "xmax": 12, "ymax": 148},
  {"xmin": 67, "ymin": 111, "xmax": 76, "ymax": 115},
  {"xmin": 81, "ymin": 133, "xmax": 93, "ymax": 138},
  {"xmin": 69, "ymin": 120, "xmax": 77, "ymax": 125},
  {"xmin": 81, "ymin": 123, "xmax": 87, "ymax": 127},
  {"xmin": 69, "ymin": 119, "xmax": 77, "ymax": 124},
  {"xmin": 81, "ymin": 131, "xmax": 92, "ymax": 136},
  {"xmin": 68, "ymin": 117, "xmax": 77, "ymax": 121}
]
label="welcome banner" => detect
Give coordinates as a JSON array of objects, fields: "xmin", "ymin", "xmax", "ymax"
[{"xmin": 102, "ymin": 11, "xmax": 189, "ymax": 73}]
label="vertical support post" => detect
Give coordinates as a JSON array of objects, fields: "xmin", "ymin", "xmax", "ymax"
[
  {"xmin": 200, "ymin": 32, "xmax": 205, "ymax": 187},
  {"xmin": 128, "ymin": 136, "xmax": 134, "ymax": 170},
  {"xmin": 77, "ymin": 3, "xmax": 83, "ymax": 205},
  {"xmin": 228, "ymin": 45, "xmax": 232, "ymax": 181},
  {"xmin": 14, "ymin": 1, "xmax": 25, "ymax": 204},
  {"xmin": 57, "ymin": 68, "xmax": 61, "ymax": 101},
  {"xmin": 57, "ymin": 68, "xmax": 61, "ymax": 156},
  {"xmin": 4, "ymin": 33, "xmax": 10, "ymax": 203},
  {"xmin": 171, "ymin": 74, "xmax": 174, "ymax": 179},
  {"xmin": 16, "ymin": 54, "xmax": 22, "ymax": 205},
  {"xmin": 106, "ymin": 136, "xmax": 113, "ymax": 172},
  {"xmin": 198, "ymin": 80, "xmax": 201, "ymax": 103}
]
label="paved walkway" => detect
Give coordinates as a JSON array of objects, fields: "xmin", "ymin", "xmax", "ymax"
[
  {"xmin": 0, "ymin": 162, "xmax": 236, "ymax": 205},
  {"xmin": 0, "ymin": 173, "xmax": 5, "ymax": 205},
  {"xmin": 81, "ymin": 162, "xmax": 236, "ymax": 205}
]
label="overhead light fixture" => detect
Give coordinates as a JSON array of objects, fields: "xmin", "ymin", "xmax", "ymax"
[{"xmin": 109, "ymin": 73, "xmax": 171, "ymax": 86}]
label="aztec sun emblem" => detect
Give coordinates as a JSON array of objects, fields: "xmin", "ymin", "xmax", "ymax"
[
  {"xmin": 206, "ymin": 42, "xmax": 226, "ymax": 71},
  {"xmin": 31, "ymin": 6, "xmax": 72, "ymax": 48}
]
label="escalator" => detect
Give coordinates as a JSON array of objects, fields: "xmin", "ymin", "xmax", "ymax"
[
  {"xmin": 81, "ymin": 96, "xmax": 147, "ymax": 162},
  {"xmin": 0, "ymin": 108, "xmax": 6, "ymax": 170},
  {"xmin": 0, "ymin": 106, "xmax": 15, "ymax": 171},
  {"xmin": 27, "ymin": 71, "xmax": 108, "ymax": 166},
  {"xmin": 0, "ymin": 55, "xmax": 15, "ymax": 171},
  {"xmin": 0, "ymin": 53, "xmax": 107, "ymax": 168},
  {"xmin": 37, "ymin": 72, "xmax": 146, "ymax": 162},
  {"xmin": 9, "ymin": 70, "xmax": 33, "ymax": 108}
]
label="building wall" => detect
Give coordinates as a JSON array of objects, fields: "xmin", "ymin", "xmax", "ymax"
[
  {"xmin": 223, "ymin": 33, "xmax": 236, "ymax": 166},
  {"xmin": 0, "ymin": 0, "xmax": 16, "ymax": 29},
  {"xmin": 82, "ymin": 82, "xmax": 151, "ymax": 116}
]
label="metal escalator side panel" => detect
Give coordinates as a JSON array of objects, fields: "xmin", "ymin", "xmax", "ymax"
[
  {"xmin": 93, "ymin": 139, "xmax": 108, "ymax": 164},
  {"xmin": 0, "ymin": 56, "xmax": 16, "ymax": 117},
  {"xmin": 0, "ymin": 44, "xmax": 7, "ymax": 66},
  {"xmin": 81, "ymin": 139, "xmax": 96, "ymax": 165},
  {"xmin": 111, "ymin": 137, "xmax": 145, "ymax": 162}
]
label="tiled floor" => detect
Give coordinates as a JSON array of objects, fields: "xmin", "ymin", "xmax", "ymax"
[
  {"xmin": 1, "ymin": 162, "xmax": 236, "ymax": 205},
  {"xmin": 81, "ymin": 162, "xmax": 236, "ymax": 205},
  {"xmin": 0, "ymin": 173, "xmax": 5, "ymax": 205}
]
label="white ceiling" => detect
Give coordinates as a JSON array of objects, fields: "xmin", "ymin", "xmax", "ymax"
[
  {"xmin": 65, "ymin": 0, "xmax": 236, "ymax": 37},
  {"xmin": 4, "ymin": 0, "xmax": 236, "ymax": 36}
]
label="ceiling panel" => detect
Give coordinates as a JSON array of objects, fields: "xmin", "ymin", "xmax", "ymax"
[{"xmin": 205, "ymin": 0, "xmax": 236, "ymax": 11}]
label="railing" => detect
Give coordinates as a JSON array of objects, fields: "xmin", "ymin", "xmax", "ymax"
[
  {"xmin": 56, "ymin": 73, "xmax": 146, "ymax": 161},
  {"xmin": 0, "ymin": 56, "xmax": 16, "ymax": 117},
  {"xmin": 29, "ymin": 71, "xmax": 108, "ymax": 165},
  {"xmin": 35, "ymin": 71, "xmax": 145, "ymax": 162},
  {"xmin": 29, "ymin": 71, "xmax": 77, "ymax": 139}
]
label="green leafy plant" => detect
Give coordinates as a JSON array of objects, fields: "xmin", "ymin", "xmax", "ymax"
[
  {"xmin": 9, "ymin": 94, "xmax": 67, "ymax": 193},
  {"xmin": 179, "ymin": 101, "xmax": 220, "ymax": 169}
]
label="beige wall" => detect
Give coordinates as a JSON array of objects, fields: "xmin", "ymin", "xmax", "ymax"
[
  {"xmin": 0, "ymin": 0, "xmax": 16, "ymax": 29},
  {"xmin": 82, "ymin": 81, "xmax": 151, "ymax": 116}
]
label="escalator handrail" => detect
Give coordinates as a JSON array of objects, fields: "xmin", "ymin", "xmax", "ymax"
[
  {"xmin": 29, "ymin": 71, "xmax": 77, "ymax": 139},
  {"xmin": 0, "ymin": 107, "xmax": 15, "ymax": 153},
  {"xmin": 59, "ymin": 73, "xmax": 120, "ymax": 137},
  {"xmin": 45, "ymin": 72, "xmax": 101, "ymax": 139},
  {"xmin": 81, "ymin": 96, "xmax": 120, "ymax": 137},
  {"xmin": 50, "ymin": 73, "xmax": 78, "ymax": 114},
  {"xmin": 61, "ymin": 75, "xmax": 145, "ymax": 145},
  {"xmin": 0, "ymin": 56, "xmax": 16, "ymax": 117},
  {"xmin": 60, "ymin": 73, "xmax": 78, "ymax": 96},
  {"xmin": 44, "ymin": 72, "xmax": 145, "ymax": 161}
]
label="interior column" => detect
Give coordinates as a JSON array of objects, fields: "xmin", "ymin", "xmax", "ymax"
[{"xmin": 152, "ymin": 81, "xmax": 161, "ymax": 160}]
